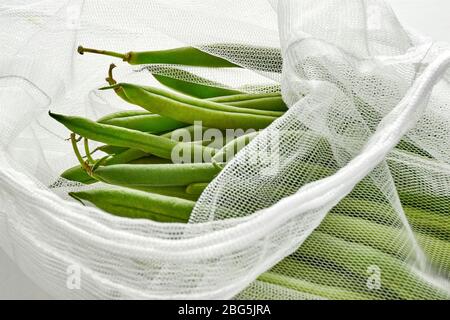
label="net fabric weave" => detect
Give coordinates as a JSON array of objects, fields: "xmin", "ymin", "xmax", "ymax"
[{"xmin": 0, "ymin": 0, "xmax": 449, "ymax": 299}]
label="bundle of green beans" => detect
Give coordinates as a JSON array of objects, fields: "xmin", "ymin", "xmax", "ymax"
[{"xmin": 49, "ymin": 44, "xmax": 449, "ymax": 300}]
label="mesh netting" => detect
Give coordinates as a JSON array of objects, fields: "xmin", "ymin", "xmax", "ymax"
[{"xmin": 0, "ymin": 0, "xmax": 449, "ymax": 299}]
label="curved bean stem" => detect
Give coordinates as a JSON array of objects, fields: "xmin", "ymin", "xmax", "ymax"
[
  {"xmin": 104, "ymin": 63, "xmax": 133, "ymax": 103},
  {"xmin": 61, "ymin": 136, "xmax": 150, "ymax": 184},
  {"xmin": 83, "ymin": 138, "xmax": 95, "ymax": 163}
]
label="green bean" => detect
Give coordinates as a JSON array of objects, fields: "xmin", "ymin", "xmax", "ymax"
[
  {"xmin": 199, "ymin": 43, "xmax": 282, "ymax": 72},
  {"xmin": 128, "ymin": 156, "xmax": 172, "ymax": 165},
  {"xmin": 49, "ymin": 112, "xmax": 215, "ymax": 162},
  {"xmin": 106, "ymin": 82, "xmax": 283, "ymax": 117},
  {"xmin": 212, "ymin": 131, "xmax": 259, "ymax": 164},
  {"xmin": 61, "ymin": 146, "xmax": 149, "ymax": 184},
  {"xmin": 259, "ymin": 272, "xmax": 377, "ymax": 300},
  {"xmin": 95, "ymin": 126, "xmax": 213, "ymax": 164},
  {"xmin": 99, "ymin": 113, "xmax": 187, "ymax": 133},
  {"xmin": 161, "ymin": 125, "xmax": 219, "ymax": 142},
  {"xmin": 60, "ymin": 165, "xmax": 97, "ymax": 184},
  {"xmin": 94, "ymin": 145, "xmax": 128, "ymax": 155},
  {"xmin": 91, "ymin": 163, "xmax": 220, "ymax": 187},
  {"xmin": 78, "ymin": 45, "xmax": 238, "ymax": 67},
  {"xmin": 69, "ymin": 188, "xmax": 194, "ymax": 222},
  {"xmin": 103, "ymin": 63, "xmax": 134, "ymax": 103},
  {"xmin": 318, "ymin": 214, "xmax": 450, "ymax": 274},
  {"xmin": 101, "ymin": 83, "xmax": 277, "ymax": 130},
  {"xmin": 185, "ymin": 182, "xmax": 209, "ymax": 195},
  {"xmin": 267, "ymin": 257, "xmax": 393, "ymax": 299},
  {"xmin": 131, "ymin": 186, "xmax": 199, "ymax": 201},
  {"xmin": 334, "ymin": 198, "xmax": 450, "ymax": 241},
  {"xmin": 148, "ymin": 66, "xmax": 242, "ymax": 98},
  {"xmin": 78, "ymin": 44, "xmax": 283, "ymax": 72},
  {"xmin": 298, "ymin": 231, "xmax": 449, "ymax": 299},
  {"xmin": 209, "ymin": 93, "xmax": 287, "ymax": 112},
  {"xmin": 96, "ymin": 110, "xmax": 151, "ymax": 123}
]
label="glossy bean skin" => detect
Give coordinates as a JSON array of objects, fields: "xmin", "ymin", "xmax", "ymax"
[
  {"xmin": 104, "ymin": 83, "xmax": 277, "ymax": 130},
  {"xmin": 99, "ymin": 113, "xmax": 187, "ymax": 133},
  {"xmin": 69, "ymin": 188, "xmax": 194, "ymax": 222},
  {"xmin": 209, "ymin": 93, "xmax": 288, "ymax": 112},
  {"xmin": 92, "ymin": 163, "xmax": 220, "ymax": 187},
  {"xmin": 49, "ymin": 112, "xmax": 215, "ymax": 162}
]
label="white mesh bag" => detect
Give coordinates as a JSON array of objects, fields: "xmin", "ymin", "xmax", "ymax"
[{"xmin": 0, "ymin": 0, "xmax": 450, "ymax": 299}]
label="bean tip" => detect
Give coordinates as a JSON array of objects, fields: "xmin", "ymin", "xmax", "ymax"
[
  {"xmin": 98, "ymin": 84, "xmax": 119, "ymax": 91},
  {"xmin": 48, "ymin": 111, "xmax": 63, "ymax": 121},
  {"xmin": 69, "ymin": 192, "xmax": 86, "ymax": 206},
  {"xmin": 77, "ymin": 45, "xmax": 84, "ymax": 55}
]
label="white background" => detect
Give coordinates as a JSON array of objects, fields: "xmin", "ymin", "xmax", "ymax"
[{"xmin": 1, "ymin": 0, "xmax": 450, "ymax": 299}]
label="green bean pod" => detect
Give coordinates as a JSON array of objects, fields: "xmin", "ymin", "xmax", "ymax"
[
  {"xmin": 78, "ymin": 44, "xmax": 282, "ymax": 72},
  {"xmin": 91, "ymin": 163, "xmax": 220, "ymax": 187},
  {"xmin": 185, "ymin": 182, "xmax": 209, "ymax": 195},
  {"xmin": 259, "ymin": 271, "xmax": 378, "ymax": 300},
  {"xmin": 94, "ymin": 145, "xmax": 128, "ymax": 155},
  {"xmin": 334, "ymin": 198, "xmax": 450, "ymax": 241},
  {"xmin": 131, "ymin": 186, "xmax": 199, "ymax": 201},
  {"xmin": 99, "ymin": 113, "xmax": 187, "ymax": 133},
  {"xmin": 149, "ymin": 67, "xmax": 242, "ymax": 98},
  {"xmin": 209, "ymin": 93, "xmax": 288, "ymax": 112},
  {"xmin": 128, "ymin": 156, "xmax": 172, "ymax": 165},
  {"xmin": 78, "ymin": 45, "xmax": 238, "ymax": 67},
  {"xmin": 103, "ymin": 83, "xmax": 277, "ymax": 130},
  {"xmin": 212, "ymin": 131, "xmax": 259, "ymax": 163},
  {"xmin": 96, "ymin": 110, "xmax": 151, "ymax": 123},
  {"xmin": 266, "ymin": 257, "xmax": 393, "ymax": 299},
  {"xmin": 49, "ymin": 112, "xmax": 215, "ymax": 162},
  {"xmin": 69, "ymin": 188, "xmax": 194, "ymax": 222},
  {"xmin": 109, "ymin": 82, "xmax": 283, "ymax": 117},
  {"xmin": 61, "ymin": 148, "xmax": 149, "ymax": 184},
  {"xmin": 318, "ymin": 214, "xmax": 450, "ymax": 274},
  {"xmin": 298, "ymin": 231, "xmax": 449, "ymax": 299}
]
